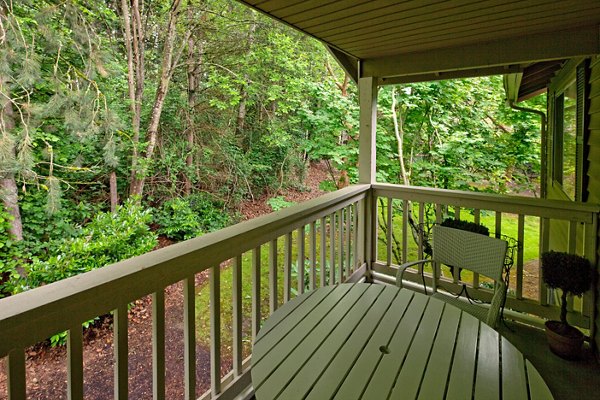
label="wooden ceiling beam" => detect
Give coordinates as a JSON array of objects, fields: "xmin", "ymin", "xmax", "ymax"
[
  {"xmin": 361, "ymin": 25, "xmax": 600, "ymax": 79},
  {"xmin": 379, "ymin": 65, "xmax": 524, "ymax": 86},
  {"xmin": 327, "ymin": 46, "xmax": 358, "ymax": 83}
]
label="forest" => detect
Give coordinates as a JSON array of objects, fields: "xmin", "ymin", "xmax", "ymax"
[{"xmin": 0, "ymin": 0, "xmax": 544, "ymax": 299}]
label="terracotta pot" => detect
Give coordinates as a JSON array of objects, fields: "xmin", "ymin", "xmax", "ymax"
[{"xmin": 545, "ymin": 320, "xmax": 584, "ymax": 359}]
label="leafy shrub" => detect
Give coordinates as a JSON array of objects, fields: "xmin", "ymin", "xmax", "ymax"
[
  {"xmin": 22, "ymin": 200, "xmax": 156, "ymax": 290},
  {"xmin": 440, "ymin": 218, "xmax": 490, "ymax": 236},
  {"xmin": 187, "ymin": 193, "xmax": 231, "ymax": 232},
  {"xmin": 154, "ymin": 193, "xmax": 231, "ymax": 241},
  {"xmin": 541, "ymin": 251, "xmax": 593, "ymax": 325},
  {"xmin": 267, "ymin": 196, "xmax": 295, "ymax": 211},
  {"xmin": 0, "ymin": 207, "xmax": 24, "ymax": 297},
  {"xmin": 19, "ymin": 190, "xmax": 98, "ymax": 260},
  {"xmin": 154, "ymin": 197, "xmax": 203, "ymax": 241}
]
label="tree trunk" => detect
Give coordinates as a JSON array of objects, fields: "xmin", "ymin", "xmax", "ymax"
[
  {"xmin": 109, "ymin": 171, "xmax": 118, "ymax": 213},
  {"xmin": 0, "ymin": 74, "xmax": 23, "ymax": 241},
  {"xmin": 236, "ymin": 18, "xmax": 256, "ymax": 149},
  {"xmin": 325, "ymin": 59, "xmax": 351, "ymax": 187},
  {"xmin": 391, "ymin": 87, "xmax": 409, "ymax": 186},
  {"xmin": 184, "ymin": 6, "xmax": 205, "ymax": 195},
  {"xmin": 130, "ymin": 0, "xmax": 184, "ymax": 198},
  {"xmin": 121, "ymin": 0, "xmax": 145, "ymax": 197}
]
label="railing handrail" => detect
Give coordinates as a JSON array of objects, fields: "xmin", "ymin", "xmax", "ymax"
[
  {"xmin": 0, "ymin": 184, "xmax": 369, "ymax": 357},
  {"xmin": 372, "ymin": 183, "xmax": 600, "ymax": 222}
]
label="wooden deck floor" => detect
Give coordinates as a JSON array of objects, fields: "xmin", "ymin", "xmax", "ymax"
[{"xmin": 498, "ymin": 321, "xmax": 600, "ymax": 400}]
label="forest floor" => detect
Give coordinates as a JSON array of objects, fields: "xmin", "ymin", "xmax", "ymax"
[{"xmin": 0, "ymin": 162, "xmax": 331, "ymax": 400}]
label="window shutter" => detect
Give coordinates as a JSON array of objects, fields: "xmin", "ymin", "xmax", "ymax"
[{"xmin": 576, "ymin": 61, "xmax": 589, "ymax": 202}]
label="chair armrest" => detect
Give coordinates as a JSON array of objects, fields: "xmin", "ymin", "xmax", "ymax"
[{"xmin": 396, "ymin": 259, "xmax": 432, "ymax": 289}]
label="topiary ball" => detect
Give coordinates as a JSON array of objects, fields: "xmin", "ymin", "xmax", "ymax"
[{"xmin": 541, "ymin": 251, "xmax": 593, "ymax": 296}]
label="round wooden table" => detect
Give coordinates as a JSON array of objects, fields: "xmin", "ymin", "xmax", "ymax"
[{"xmin": 251, "ymin": 283, "xmax": 553, "ymax": 400}]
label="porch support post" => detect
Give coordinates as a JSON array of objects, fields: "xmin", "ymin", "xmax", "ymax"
[
  {"xmin": 358, "ymin": 76, "xmax": 377, "ymax": 184},
  {"xmin": 358, "ymin": 76, "xmax": 378, "ymax": 280}
]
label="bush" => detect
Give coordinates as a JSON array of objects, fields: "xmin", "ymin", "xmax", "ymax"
[
  {"xmin": 0, "ymin": 207, "xmax": 23, "ymax": 297},
  {"xmin": 267, "ymin": 196, "xmax": 295, "ymax": 211},
  {"xmin": 22, "ymin": 200, "xmax": 157, "ymax": 290},
  {"xmin": 440, "ymin": 218, "xmax": 490, "ymax": 236},
  {"xmin": 154, "ymin": 193, "xmax": 231, "ymax": 241},
  {"xmin": 541, "ymin": 251, "xmax": 592, "ymax": 296}
]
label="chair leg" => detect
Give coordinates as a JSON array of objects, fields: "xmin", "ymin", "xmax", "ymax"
[{"xmin": 421, "ymin": 274, "xmax": 427, "ymax": 295}]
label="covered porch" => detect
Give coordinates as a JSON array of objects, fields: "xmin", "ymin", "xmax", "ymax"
[{"xmin": 2, "ymin": 1, "xmax": 600, "ymax": 399}]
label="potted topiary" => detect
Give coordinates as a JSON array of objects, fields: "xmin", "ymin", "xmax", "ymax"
[{"xmin": 541, "ymin": 251, "xmax": 594, "ymax": 359}]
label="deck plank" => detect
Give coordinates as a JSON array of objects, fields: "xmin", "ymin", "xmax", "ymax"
[
  {"xmin": 253, "ymin": 284, "xmax": 366, "ymax": 393},
  {"xmin": 446, "ymin": 313, "xmax": 479, "ymax": 400},
  {"xmin": 527, "ymin": 359, "xmax": 555, "ymax": 400},
  {"xmin": 474, "ymin": 324, "xmax": 500, "ymax": 399},
  {"xmin": 417, "ymin": 304, "xmax": 461, "ymax": 400},
  {"xmin": 305, "ymin": 289, "xmax": 413, "ymax": 400},
  {"xmin": 334, "ymin": 296, "xmax": 429, "ymax": 400},
  {"xmin": 501, "ymin": 337, "xmax": 528, "ymax": 399},
  {"xmin": 387, "ymin": 299, "xmax": 446, "ymax": 399},
  {"xmin": 277, "ymin": 285, "xmax": 390, "ymax": 399}
]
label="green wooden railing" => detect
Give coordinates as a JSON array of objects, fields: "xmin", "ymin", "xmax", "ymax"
[
  {"xmin": 0, "ymin": 183, "xmax": 598, "ymax": 399},
  {"xmin": 371, "ymin": 183, "xmax": 599, "ymax": 330},
  {"xmin": 0, "ymin": 185, "xmax": 368, "ymax": 400}
]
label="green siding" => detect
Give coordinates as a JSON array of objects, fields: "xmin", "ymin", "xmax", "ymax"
[{"xmin": 588, "ymin": 56, "xmax": 600, "ymax": 357}]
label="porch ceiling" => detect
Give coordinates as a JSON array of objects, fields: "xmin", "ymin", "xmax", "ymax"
[{"xmin": 238, "ymin": 1, "xmax": 600, "ymax": 82}]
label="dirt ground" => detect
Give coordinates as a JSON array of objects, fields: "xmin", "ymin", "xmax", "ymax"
[{"xmin": 0, "ymin": 162, "xmax": 330, "ymax": 400}]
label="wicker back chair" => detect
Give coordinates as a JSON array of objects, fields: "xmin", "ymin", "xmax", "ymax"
[{"xmin": 396, "ymin": 225, "xmax": 508, "ymax": 328}]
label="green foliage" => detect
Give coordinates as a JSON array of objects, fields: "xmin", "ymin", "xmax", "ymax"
[
  {"xmin": 0, "ymin": 207, "xmax": 23, "ymax": 297},
  {"xmin": 541, "ymin": 251, "xmax": 592, "ymax": 296},
  {"xmin": 267, "ymin": 196, "xmax": 294, "ymax": 211},
  {"xmin": 440, "ymin": 218, "xmax": 490, "ymax": 236},
  {"xmin": 154, "ymin": 194, "xmax": 231, "ymax": 240},
  {"xmin": 290, "ymin": 259, "xmax": 330, "ymax": 296},
  {"xmin": 22, "ymin": 200, "xmax": 156, "ymax": 290}
]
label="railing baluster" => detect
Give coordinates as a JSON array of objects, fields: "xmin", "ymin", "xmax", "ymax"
[
  {"xmin": 338, "ymin": 209, "xmax": 344, "ymax": 283},
  {"xmin": 232, "ymin": 256, "xmax": 243, "ymax": 376},
  {"xmin": 270, "ymin": 239, "xmax": 278, "ymax": 313},
  {"xmin": 345, "ymin": 206, "xmax": 352, "ymax": 276},
  {"xmin": 67, "ymin": 323, "xmax": 84, "ymax": 400},
  {"xmin": 330, "ymin": 213, "xmax": 336, "ymax": 284},
  {"xmin": 387, "ymin": 197, "xmax": 393, "ymax": 267},
  {"xmin": 252, "ymin": 247, "xmax": 261, "ymax": 340},
  {"xmin": 183, "ymin": 276, "xmax": 196, "ymax": 400},
  {"xmin": 455, "ymin": 206, "xmax": 461, "ymax": 221},
  {"xmin": 371, "ymin": 193, "xmax": 378, "ymax": 264},
  {"xmin": 402, "ymin": 199, "xmax": 408, "ymax": 264},
  {"xmin": 284, "ymin": 233, "xmax": 292, "ymax": 302},
  {"xmin": 152, "ymin": 290, "xmax": 165, "ymax": 400},
  {"xmin": 567, "ymin": 221, "xmax": 578, "ymax": 313},
  {"xmin": 357, "ymin": 198, "xmax": 366, "ymax": 268},
  {"xmin": 582, "ymin": 215, "xmax": 598, "ymax": 319},
  {"xmin": 495, "ymin": 211, "xmax": 502, "ymax": 238},
  {"xmin": 210, "ymin": 266, "xmax": 221, "ymax": 396},
  {"xmin": 309, "ymin": 222, "xmax": 317, "ymax": 290},
  {"xmin": 473, "ymin": 209, "xmax": 481, "ymax": 289},
  {"xmin": 7, "ymin": 348, "xmax": 26, "ymax": 400},
  {"xmin": 540, "ymin": 217, "xmax": 550, "ymax": 305},
  {"xmin": 320, "ymin": 217, "xmax": 327, "ymax": 287},
  {"xmin": 352, "ymin": 202, "xmax": 359, "ymax": 271},
  {"xmin": 435, "ymin": 203, "xmax": 442, "ymax": 223},
  {"xmin": 516, "ymin": 215, "xmax": 525, "ymax": 299},
  {"xmin": 297, "ymin": 227, "xmax": 305, "ymax": 294},
  {"xmin": 114, "ymin": 304, "xmax": 128, "ymax": 400},
  {"xmin": 418, "ymin": 202, "xmax": 425, "ymax": 262}
]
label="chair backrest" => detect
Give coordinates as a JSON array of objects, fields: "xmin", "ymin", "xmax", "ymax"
[{"xmin": 432, "ymin": 225, "xmax": 507, "ymax": 282}]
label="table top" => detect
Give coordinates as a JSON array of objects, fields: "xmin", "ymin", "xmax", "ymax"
[{"xmin": 251, "ymin": 283, "xmax": 553, "ymax": 400}]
